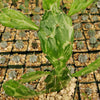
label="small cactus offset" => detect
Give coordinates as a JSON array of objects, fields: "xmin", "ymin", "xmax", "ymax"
[
  {"xmin": 74, "ymin": 30, "xmax": 82, "ymax": 38},
  {"xmin": 77, "ymin": 41, "xmax": 84, "ymax": 49},
  {"xmin": 88, "ymin": 30, "xmax": 95, "ymax": 37}
]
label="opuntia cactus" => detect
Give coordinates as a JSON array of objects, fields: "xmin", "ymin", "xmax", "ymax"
[
  {"xmin": 3, "ymin": 80, "xmax": 44, "ymax": 99},
  {"xmin": 38, "ymin": 1, "xmax": 74, "ymax": 92}
]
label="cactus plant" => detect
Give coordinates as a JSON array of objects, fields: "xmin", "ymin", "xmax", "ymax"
[
  {"xmin": 19, "ymin": 5, "xmax": 25, "ymax": 10},
  {"xmin": 94, "ymin": 41, "xmax": 100, "ymax": 48},
  {"xmin": 78, "ymin": 54, "xmax": 88, "ymax": 63},
  {"xmin": 26, "ymin": 68, "xmax": 35, "ymax": 73},
  {"xmin": 74, "ymin": 23, "xmax": 81, "ymax": 29},
  {"xmin": 24, "ymin": 0, "xmax": 29, "ymax": 8},
  {"xmin": 85, "ymin": 87, "xmax": 92, "ymax": 95},
  {"xmin": 89, "ymin": 37, "xmax": 97, "ymax": 44},
  {"xmin": 34, "ymin": 31, "xmax": 38, "ymax": 37},
  {"xmin": 23, "ymin": 8, "xmax": 29, "ymax": 13},
  {"xmin": 67, "ymin": 65, "xmax": 75, "ymax": 74},
  {"xmin": 35, "ymin": 20, "xmax": 40, "ymax": 26},
  {"xmin": 25, "ymin": 83, "xmax": 34, "ymax": 90},
  {"xmin": 34, "ymin": 7, "xmax": 40, "ymax": 13},
  {"xmin": 82, "ymin": 15, "xmax": 88, "ymax": 21},
  {"xmin": 15, "ymin": 40, "xmax": 24, "ymax": 49},
  {"xmin": 89, "ymin": 37, "xmax": 98, "ymax": 48},
  {"xmin": 19, "ymin": 31, "xmax": 26, "ymax": 37},
  {"xmin": 74, "ymin": 30, "xmax": 82, "ymax": 38},
  {"xmin": 98, "ymin": 23, "xmax": 100, "ymax": 28},
  {"xmin": 71, "ymin": 14, "xmax": 78, "ymax": 20},
  {"xmin": 9, "ymin": 70, "xmax": 17, "ymax": 79},
  {"xmin": 0, "ymin": 41, "xmax": 7, "ymax": 48},
  {"xmin": 3, "ymin": 3, "xmax": 8, "ymax": 7},
  {"xmin": 96, "ymin": 54, "xmax": 100, "ymax": 59},
  {"xmin": 77, "ymin": 41, "xmax": 84, "ymax": 49},
  {"xmin": 12, "ymin": 55, "xmax": 20, "ymax": 63},
  {"xmin": 3, "ymin": 80, "xmax": 44, "ymax": 99},
  {"xmin": 88, "ymin": 30, "xmax": 95, "ymax": 37},
  {"xmin": 0, "ymin": 56, "xmax": 6, "ymax": 64},
  {"xmin": 12, "ymin": 0, "xmax": 18, "ymax": 7},
  {"xmin": 90, "ymin": 7, "xmax": 98, "ymax": 13},
  {"xmin": 3, "ymin": 32, "xmax": 11, "ymax": 39},
  {"xmin": 85, "ymin": 23, "xmax": 91, "ymax": 29},
  {"xmin": 29, "ymin": 55, "xmax": 37, "ymax": 63},
  {"xmin": 43, "ymin": 66, "xmax": 52, "ymax": 71},
  {"xmin": 68, "ymin": 0, "xmax": 94, "ymax": 16},
  {"xmin": 92, "ymin": 16, "xmax": 98, "ymax": 21},
  {"xmin": 1, "ymin": 0, "xmax": 99, "ymax": 99},
  {"xmin": 32, "ymin": 41, "xmax": 38, "ymax": 49},
  {"xmin": 33, "ymin": 14, "xmax": 40, "ymax": 20}
]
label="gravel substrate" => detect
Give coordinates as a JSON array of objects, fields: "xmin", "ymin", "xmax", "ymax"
[{"xmin": 34, "ymin": 77, "xmax": 77, "ymax": 100}]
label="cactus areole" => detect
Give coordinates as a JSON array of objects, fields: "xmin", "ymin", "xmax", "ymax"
[{"xmin": 1, "ymin": 0, "xmax": 99, "ymax": 99}]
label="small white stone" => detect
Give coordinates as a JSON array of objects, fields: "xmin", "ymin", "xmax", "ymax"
[
  {"xmin": 55, "ymin": 95, "xmax": 62, "ymax": 100},
  {"xmin": 38, "ymin": 98, "xmax": 42, "ymax": 100},
  {"xmin": 39, "ymin": 95, "xmax": 44, "ymax": 98},
  {"xmin": 97, "ymin": 2, "xmax": 100, "ymax": 8},
  {"xmin": 49, "ymin": 97, "xmax": 55, "ymax": 100},
  {"xmin": 46, "ymin": 96, "xmax": 50, "ymax": 100},
  {"xmin": 50, "ymin": 92, "xmax": 57, "ymax": 96}
]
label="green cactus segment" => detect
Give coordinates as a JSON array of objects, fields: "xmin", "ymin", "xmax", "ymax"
[
  {"xmin": 38, "ymin": 11, "xmax": 74, "ymax": 68},
  {"xmin": 45, "ymin": 67, "xmax": 71, "ymax": 93},
  {"xmin": 19, "ymin": 71, "xmax": 50, "ymax": 83},
  {"xmin": 68, "ymin": 0, "xmax": 94, "ymax": 16},
  {"xmin": 72, "ymin": 57, "xmax": 100, "ymax": 77},
  {"xmin": 43, "ymin": 0, "xmax": 61, "ymax": 10},
  {"xmin": 0, "ymin": 8, "xmax": 39, "ymax": 30},
  {"xmin": 3, "ymin": 80, "xmax": 42, "ymax": 99}
]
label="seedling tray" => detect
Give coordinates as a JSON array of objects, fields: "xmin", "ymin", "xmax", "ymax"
[{"xmin": 0, "ymin": 0, "xmax": 100, "ymax": 100}]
